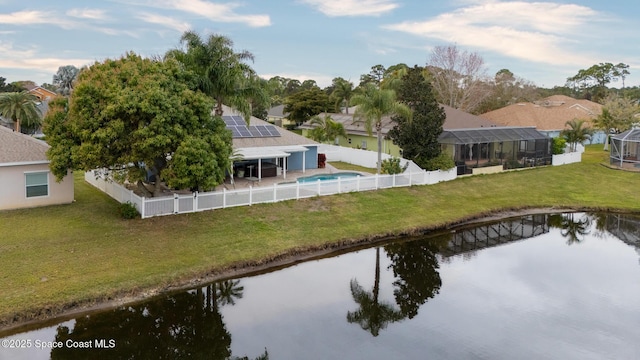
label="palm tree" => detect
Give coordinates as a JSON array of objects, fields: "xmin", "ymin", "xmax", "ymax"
[
  {"xmin": 166, "ymin": 31, "xmax": 265, "ymax": 122},
  {"xmin": 347, "ymin": 247, "xmax": 404, "ymax": 337},
  {"xmin": 561, "ymin": 119, "xmax": 593, "ymax": 152},
  {"xmin": 308, "ymin": 114, "xmax": 347, "ymax": 143},
  {"xmin": 593, "ymin": 108, "xmax": 617, "ymax": 150},
  {"xmin": 333, "ymin": 78, "xmax": 354, "ymax": 114},
  {"xmin": 350, "ymin": 85, "xmax": 412, "ymax": 174},
  {"xmin": 52, "ymin": 65, "xmax": 79, "ymax": 96},
  {"xmin": 0, "ymin": 91, "xmax": 41, "ymax": 133}
]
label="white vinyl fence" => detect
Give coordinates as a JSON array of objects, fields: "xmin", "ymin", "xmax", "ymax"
[
  {"xmin": 85, "ymin": 167, "xmax": 457, "ymax": 219},
  {"xmin": 552, "ymin": 151, "xmax": 582, "ymax": 166}
]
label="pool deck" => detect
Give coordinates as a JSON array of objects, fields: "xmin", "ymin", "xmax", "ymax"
[{"xmin": 218, "ymin": 163, "xmax": 372, "ymax": 190}]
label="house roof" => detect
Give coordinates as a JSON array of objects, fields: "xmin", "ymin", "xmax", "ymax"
[
  {"xmin": 479, "ymin": 95, "xmax": 603, "ymax": 131},
  {"xmin": 267, "ymin": 104, "xmax": 287, "ymax": 118},
  {"xmin": 221, "ymin": 105, "xmax": 318, "ymax": 148},
  {"xmin": 0, "ymin": 125, "xmax": 50, "ymax": 165},
  {"xmin": 439, "ymin": 126, "xmax": 548, "ymax": 144},
  {"xmin": 298, "ymin": 104, "xmax": 498, "ymax": 136}
]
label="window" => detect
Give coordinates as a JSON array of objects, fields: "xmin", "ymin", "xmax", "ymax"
[{"xmin": 25, "ymin": 172, "xmax": 48, "ymax": 198}]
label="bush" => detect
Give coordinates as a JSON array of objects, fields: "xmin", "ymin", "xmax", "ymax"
[
  {"xmin": 551, "ymin": 137, "xmax": 566, "ymax": 155},
  {"xmin": 119, "ymin": 202, "xmax": 140, "ymax": 219},
  {"xmin": 419, "ymin": 153, "xmax": 455, "ymax": 171},
  {"xmin": 380, "ymin": 157, "xmax": 408, "ymax": 174}
]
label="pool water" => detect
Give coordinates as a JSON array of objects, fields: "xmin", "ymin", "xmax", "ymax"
[{"xmin": 296, "ymin": 172, "xmax": 362, "ymax": 183}]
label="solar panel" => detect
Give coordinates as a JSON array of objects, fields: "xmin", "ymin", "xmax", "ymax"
[{"xmin": 224, "ymin": 116, "xmax": 282, "ymax": 138}]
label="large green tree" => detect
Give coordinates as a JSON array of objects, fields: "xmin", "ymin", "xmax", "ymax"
[
  {"xmin": 0, "ymin": 91, "xmax": 41, "ymax": 133},
  {"xmin": 283, "ymin": 87, "xmax": 331, "ymax": 126},
  {"xmin": 44, "ymin": 53, "xmax": 232, "ymax": 197},
  {"xmin": 350, "ymin": 84, "xmax": 412, "ymax": 174},
  {"xmin": 387, "ymin": 66, "xmax": 445, "ymax": 169},
  {"xmin": 167, "ymin": 30, "xmax": 264, "ymax": 121}
]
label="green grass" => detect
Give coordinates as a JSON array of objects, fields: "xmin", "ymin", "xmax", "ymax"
[
  {"xmin": 1, "ymin": 145, "xmax": 638, "ymax": 328},
  {"xmin": 328, "ymin": 161, "xmax": 376, "ymax": 173}
]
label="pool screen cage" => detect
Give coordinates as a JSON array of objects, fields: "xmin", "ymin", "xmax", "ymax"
[
  {"xmin": 438, "ymin": 127, "xmax": 551, "ymax": 175},
  {"xmin": 610, "ymin": 128, "xmax": 640, "ymax": 168}
]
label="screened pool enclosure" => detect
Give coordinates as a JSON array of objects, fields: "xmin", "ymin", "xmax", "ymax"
[
  {"xmin": 610, "ymin": 128, "xmax": 640, "ymax": 169},
  {"xmin": 439, "ymin": 127, "xmax": 551, "ymax": 175}
]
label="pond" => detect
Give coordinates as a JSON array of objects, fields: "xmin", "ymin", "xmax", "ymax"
[{"xmin": 1, "ymin": 212, "xmax": 640, "ymax": 359}]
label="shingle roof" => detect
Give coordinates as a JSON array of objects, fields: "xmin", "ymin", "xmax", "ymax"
[
  {"xmin": 480, "ymin": 95, "xmax": 602, "ymax": 131},
  {"xmin": 299, "ymin": 104, "xmax": 498, "ymax": 135},
  {"xmin": 0, "ymin": 125, "xmax": 50, "ymax": 164}
]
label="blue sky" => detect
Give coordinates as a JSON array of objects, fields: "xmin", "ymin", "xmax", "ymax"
[{"xmin": 1, "ymin": 0, "xmax": 639, "ymax": 89}]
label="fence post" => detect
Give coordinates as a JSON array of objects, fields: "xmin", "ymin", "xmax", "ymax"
[
  {"xmin": 174, "ymin": 193, "xmax": 179, "ymax": 214},
  {"xmin": 273, "ymin": 184, "xmax": 277, "ymax": 202},
  {"xmin": 357, "ymin": 175, "xmax": 360, "ymax": 192},
  {"xmin": 317, "ymin": 179, "xmax": 321, "ymax": 196},
  {"xmin": 194, "ymin": 191, "xmax": 198, "ymax": 212},
  {"xmin": 223, "ymin": 188, "xmax": 226, "ymax": 208},
  {"xmin": 338, "ymin": 177, "xmax": 341, "ymax": 193},
  {"xmin": 392, "ymin": 173, "xmax": 396, "ymax": 187},
  {"xmin": 296, "ymin": 182, "xmax": 300, "ymax": 200},
  {"xmin": 375, "ymin": 174, "xmax": 379, "ymax": 189},
  {"xmin": 140, "ymin": 197, "xmax": 146, "ymax": 219},
  {"xmin": 249, "ymin": 186, "xmax": 253, "ymax": 206}
]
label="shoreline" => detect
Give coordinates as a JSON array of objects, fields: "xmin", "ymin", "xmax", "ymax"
[{"xmin": 3, "ymin": 205, "xmax": 629, "ymax": 335}]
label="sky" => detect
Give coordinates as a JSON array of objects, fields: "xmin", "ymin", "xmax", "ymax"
[{"xmin": 1, "ymin": 0, "xmax": 639, "ymax": 89}]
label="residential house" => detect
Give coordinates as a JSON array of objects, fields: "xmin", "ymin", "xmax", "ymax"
[
  {"xmin": 0, "ymin": 126, "xmax": 74, "ymax": 210},
  {"xmin": 266, "ymin": 104, "xmax": 296, "ymax": 128},
  {"xmin": 300, "ymin": 104, "xmax": 551, "ymax": 174},
  {"xmin": 480, "ymin": 95, "xmax": 605, "ymax": 143},
  {"xmin": 299, "ymin": 104, "xmax": 500, "ymax": 157},
  {"xmin": 25, "ymin": 84, "xmax": 58, "ymax": 101},
  {"xmin": 222, "ymin": 105, "xmax": 319, "ymax": 181}
]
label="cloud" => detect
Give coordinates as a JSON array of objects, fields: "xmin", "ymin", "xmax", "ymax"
[
  {"xmin": 0, "ymin": 41, "xmax": 92, "ymax": 74},
  {"xmin": 153, "ymin": 0, "xmax": 271, "ymax": 27},
  {"xmin": 66, "ymin": 8, "xmax": 109, "ymax": 21},
  {"xmin": 300, "ymin": 0, "xmax": 399, "ymax": 17},
  {"xmin": 0, "ymin": 10, "xmax": 77, "ymax": 28},
  {"xmin": 137, "ymin": 12, "xmax": 191, "ymax": 33},
  {"xmin": 384, "ymin": 1, "xmax": 604, "ymax": 66}
]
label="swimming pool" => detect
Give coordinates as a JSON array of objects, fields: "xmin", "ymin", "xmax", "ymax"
[{"xmin": 296, "ymin": 172, "xmax": 362, "ymax": 183}]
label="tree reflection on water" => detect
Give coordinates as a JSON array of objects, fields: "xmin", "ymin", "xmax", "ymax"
[{"xmin": 51, "ymin": 280, "xmax": 268, "ymax": 360}]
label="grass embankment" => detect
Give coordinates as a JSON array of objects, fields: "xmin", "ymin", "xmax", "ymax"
[{"xmin": 1, "ymin": 145, "xmax": 638, "ymax": 329}]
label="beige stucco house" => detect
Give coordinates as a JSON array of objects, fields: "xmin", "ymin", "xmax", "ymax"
[{"xmin": 0, "ymin": 126, "xmax": 74, "ymax": 210}]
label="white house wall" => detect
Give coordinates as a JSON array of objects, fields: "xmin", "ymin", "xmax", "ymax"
[{"xmin": 0, "ymin": 164, "xmax": 74, "ymax": 210}]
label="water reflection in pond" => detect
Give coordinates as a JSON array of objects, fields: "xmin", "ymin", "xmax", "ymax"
[{"xmin": 2, "ymin": 212, "xmax": 640, "ymax": 359}]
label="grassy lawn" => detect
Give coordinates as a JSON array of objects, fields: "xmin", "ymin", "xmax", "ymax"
[
  {"xmin": 328, "ymin": 161, "xmax": 376, "ymax": 173},
  {"xmin": 1, "ymin": 145, "xmax": 638, "ymax": 328}
]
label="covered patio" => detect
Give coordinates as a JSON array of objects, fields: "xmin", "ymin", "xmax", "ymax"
[
  {"xmin": 610, "ymin": 128, "xmax": 640, "ymax": 169},
  {"xmin": 232, "ymin": 145, "xmax": 311, "ymax": 183},
  {"xmin": 439, "ymin": 127, "xmax": 551, "ymax": 175}
]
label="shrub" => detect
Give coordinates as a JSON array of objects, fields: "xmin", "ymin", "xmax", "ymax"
[
  {"xmin": 551, "ymin": 137, "xmax": 566, "ymax": 155},
  {"xmin": 119, "ymin": 202, "xmax": 140, "ymax": 219},
  {"xmin": 380, "ymin": 157, "xmax": 408, "ymax": 174},
  {"xmin": 419, "ymin": 153, "xmax": 455, "ymax": 171}
]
